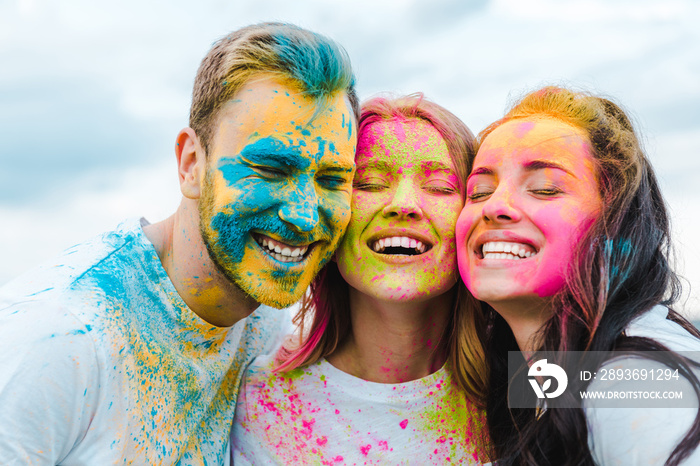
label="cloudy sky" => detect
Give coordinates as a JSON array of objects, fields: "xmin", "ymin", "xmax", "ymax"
[{"xmin": 1, "ymin": 0, "xmax": 699, "ymax": 318}]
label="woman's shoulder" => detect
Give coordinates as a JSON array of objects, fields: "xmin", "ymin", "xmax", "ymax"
[
  {"xmin": 582, "ymin": 305, "xmax": 700, "ymax": 465},
  {"xmin": 625, "ymin": 305, "xmax": 700, "ymax": 352}
]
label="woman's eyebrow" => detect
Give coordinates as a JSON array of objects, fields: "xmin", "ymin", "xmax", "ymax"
[
  {"xmin": 524, "ymin": 159, "xmax": 576, "ymax": 178},
  {"xmin": 420, "ymin": 160, "xmax": 453, "ymax": 171},
  {"xmin": 356, "ymin": 160, "xmax": 392, "ymax": 172},
  {"xmin": 467, "ymin": 167, "xmax": 494, "ymax": 181}
]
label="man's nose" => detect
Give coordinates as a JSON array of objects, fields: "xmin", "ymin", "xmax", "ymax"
[{"xmin": 278, "ymin": 177, "xmax": 320, "ymax": 233}]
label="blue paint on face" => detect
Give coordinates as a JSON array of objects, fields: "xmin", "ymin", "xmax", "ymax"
[
  {"xmin": 199, "ymin": 77, "xmax": 356, "ymax": 308},
  {"xmin": 240, "ymin": 136, "xmax": 312, "ymax": 170}
]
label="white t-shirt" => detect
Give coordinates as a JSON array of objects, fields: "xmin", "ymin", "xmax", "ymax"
[
  {"xmin": 584, "ymin": 305, "xmax": 700, "ymax": 465},
  {"xmin": 0, "ymin": 219, "xmax": 288, "ymax": 465},
  {"xmin": 231, "ymin": 355, "xmax": 490, "ymax": 465}
]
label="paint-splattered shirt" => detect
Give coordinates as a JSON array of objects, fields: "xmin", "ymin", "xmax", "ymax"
[
  {"xmin": 0, "ymin": 219, "xmax": 288, "ymax": 465},
  {"xmin": 231, "ymin": 355, "xmax": 490, "ymax": 465}
]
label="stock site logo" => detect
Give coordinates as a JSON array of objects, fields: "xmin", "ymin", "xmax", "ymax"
[{"xmin": 528, "ymin": 359, "xmax": 568, "ymax": 399}]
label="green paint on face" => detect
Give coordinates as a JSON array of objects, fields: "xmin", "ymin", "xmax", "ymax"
[{"xmin": 336, "ymin": 118, "xmax": 463, "ymax": 302}]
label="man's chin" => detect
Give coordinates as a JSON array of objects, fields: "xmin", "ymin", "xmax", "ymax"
[{"xmin": 238, "ymin": 277, "xmax": 308, "ymax": 309}]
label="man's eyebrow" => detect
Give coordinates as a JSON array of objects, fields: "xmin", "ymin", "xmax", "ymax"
[
  {"xmin": 320, "ymin": 164, "xmax": 354, "ymax": 174},
  {"xmin": 239, "ymin": 137, "xmax": 309, "ymax": 170},
  {"xmin": 524, "ymin": 159, "xmax": 576, "ymax": 178}
]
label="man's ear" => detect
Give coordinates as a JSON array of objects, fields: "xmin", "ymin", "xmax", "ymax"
[{"xmin": 176, "ymin": 127, "xmax": 206, "ymax": 199}]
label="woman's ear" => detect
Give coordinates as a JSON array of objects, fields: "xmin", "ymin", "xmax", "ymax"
[{"xmin": 176, "ymin": 127, "xmax": 206, "ymax": 199}]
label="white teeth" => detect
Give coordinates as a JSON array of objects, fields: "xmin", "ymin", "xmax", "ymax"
[
  {"xmin": 370, "ymin": 236, "xmax": 430, "ymax": 255},
  {"xmin": 481, "ymin": 241, "xmax": 536, "ymax": 260},
  {"xmin": 254, "ymin": 235, "xmax": 309, "ymax": 263}
]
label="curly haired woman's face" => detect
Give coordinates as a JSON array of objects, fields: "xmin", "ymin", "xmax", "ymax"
[{"xmin": 456, "ymin": 117, "xmax": 602, "ymax": 309}]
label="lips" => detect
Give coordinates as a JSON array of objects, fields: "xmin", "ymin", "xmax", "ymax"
[
  {"xmin": 368, "ymin": 235, "xmax": 432, "ymax": 256},
  {"xmin": 479, "ymin": 241, "xmax": 537, "ymax": 260},
  {"xmin": 252, "ymin": 233, "xmax": 312, "ymax": 263}
]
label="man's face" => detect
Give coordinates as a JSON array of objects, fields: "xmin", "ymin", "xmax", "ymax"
[{"xmin": 199, "ymin": 76, "xmax": 356, "ymax": 308}]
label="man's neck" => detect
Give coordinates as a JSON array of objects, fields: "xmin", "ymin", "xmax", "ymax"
[
  {"xmin": 142, "ymin": 198, "xmax": 259, "ymax": 327},
  {"xmin": 327, "ymin": 289, "xmax": 453, "ymax": 384}
]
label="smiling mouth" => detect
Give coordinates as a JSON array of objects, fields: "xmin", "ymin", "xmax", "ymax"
[
  {"xmin": 253, "ymin": 233, "xmax": 312, "ymax": 263},
  {"xmin": 479, "ymin": 241, "xmax": 537, "ymax": 260},
  {"xmin": 369, "ymin": 236, "xmax": 432, "ymax": 256}
]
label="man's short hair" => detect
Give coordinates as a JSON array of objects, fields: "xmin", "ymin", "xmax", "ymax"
[{"xmin": 190, "ymin": 22, "xmax": 359, "ymax": 154}]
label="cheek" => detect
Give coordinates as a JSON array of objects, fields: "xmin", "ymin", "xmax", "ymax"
[
  {"xmin": 529, "ymin": 207, "xmax": 598, "ymax": 296},
  {"xmin": 455, "ymin": 207, "xmax": 476, "ymax": 264},
  {"xmin": 320, "ymin": 191, "xmax": 352, "ymax": 230}
]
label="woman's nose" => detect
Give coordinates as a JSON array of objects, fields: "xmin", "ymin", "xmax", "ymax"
[
  {"xmin": 381, "ymin": 181, "xmax": 424, "ymax": 220},
  {"xmin": 481, "ymin": 187, "xmax": 521, "ymax": 224}
]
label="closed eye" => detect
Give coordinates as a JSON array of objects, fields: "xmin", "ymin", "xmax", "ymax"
[
  {"xmin": 354, "ymin": 182, "xmax": 388, "ymax": 192},
  {"xmin": 530, "ymin": 188, "xmax": 563, "ymax": 197},
  {"xmin": 467, "ymin": 190, "xmax": 493, "ymax": 201},
  {"xmin": 252, "ymin": 166, "xmax": 286, "ymax": 179},
  {"xmin": 425, "ymin": 186, "xmax": 458, "ymax": 195},
  {"xmin": 318, "ymin": 175, "xmax": 349, "ymax": 190}
]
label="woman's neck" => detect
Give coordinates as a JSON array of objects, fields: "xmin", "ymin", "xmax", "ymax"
[
  {"xmin": 490, "ymin": 298, "xmax": 552, "ymax": 353},
  {"xmin": 327, "ymin": 288, "xmax": 453, "ymax": 384}
]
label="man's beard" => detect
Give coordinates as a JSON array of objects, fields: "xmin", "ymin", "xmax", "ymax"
[
  {"xmin": 197, "ymin": 170, "xmax": 330, "ymax": 308},
  {"xmin": 198, "ymin": 170, "xmax": 251, "ymax": 298}
]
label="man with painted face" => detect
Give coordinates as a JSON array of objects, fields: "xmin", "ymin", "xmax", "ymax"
[{"xmin": 0, "ymin": 23, "xmax": 358, "ymax": 464}]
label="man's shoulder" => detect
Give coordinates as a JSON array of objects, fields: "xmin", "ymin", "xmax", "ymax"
[
  {"xmin": 0, "ymin": 219, "xmax": 149, "ymax": 310},
  {"xmin": 237, "ymin": 305, "xmax": 293, "ymax": 360}
]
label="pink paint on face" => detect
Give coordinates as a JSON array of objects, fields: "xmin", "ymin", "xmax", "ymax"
[
  {"xmin": 456, "ymin": 117, "xmax": 602, "ymax": 310},
  {"xmin": 336, "ymin": 118, "xmax": 463, "ymax": 302}
]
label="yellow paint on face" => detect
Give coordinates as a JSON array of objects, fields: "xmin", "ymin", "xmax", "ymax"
[
  {"xmin": 199, "ymin": 76, "xmax": 357, "ymax": 308},
  {"xmin": 336, "ymin": 118, "xmax": 463, "ymax": 302}
]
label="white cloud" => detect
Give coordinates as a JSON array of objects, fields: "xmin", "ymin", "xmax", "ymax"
[{"xmin": 1, "ymin": 0, "xmax": 699, "ymax": 318}]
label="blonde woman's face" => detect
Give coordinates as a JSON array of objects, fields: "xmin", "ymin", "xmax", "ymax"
[{"xmin": 336, "ymin": 118, "xmax": 463, "ymax": 302}]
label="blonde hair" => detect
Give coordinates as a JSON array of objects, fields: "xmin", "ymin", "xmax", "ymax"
[{"xmin": 189, "ymin": 22, "xmax": 359, "ymax": 154}]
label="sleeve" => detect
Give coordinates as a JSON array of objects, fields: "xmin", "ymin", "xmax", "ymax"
[
  {"xmin": 0, "ymin": 302, "xmax": 100, "ymax": 465},
  {"xmin": 584, "ymin": 357, "xmax": 700, "ymax": 465}
]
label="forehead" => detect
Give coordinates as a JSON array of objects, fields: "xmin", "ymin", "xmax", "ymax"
[
  {"xmin": 210, "ymin": 76, "xmax": 355, "ymax": 165},
  {"xmin": 356, "ymin": 118, "xmax": 451, "ymax": 167},
  {"xmin": 476, "ymin": 117, "xmax": 593, "ymax": 170}
]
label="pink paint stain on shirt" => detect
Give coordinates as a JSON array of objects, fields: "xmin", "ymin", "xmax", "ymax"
[
  {"xmin": 400, "ymin": 419, "xmax": 409, "ymax": 429},
  {"xmin": 316, "ymin": 436, "xmax": 328, "ymax": 446},
  {"xmin": 360, "ymin": 444, "xmax": 372, "ymax": 456},
  {"xmin": 300, "ymin": 418, "xmax": 315, "ymax": 439},
  {"xmin": 378, "ymin": 440, "xmax": 389, "ymax": 451}
]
